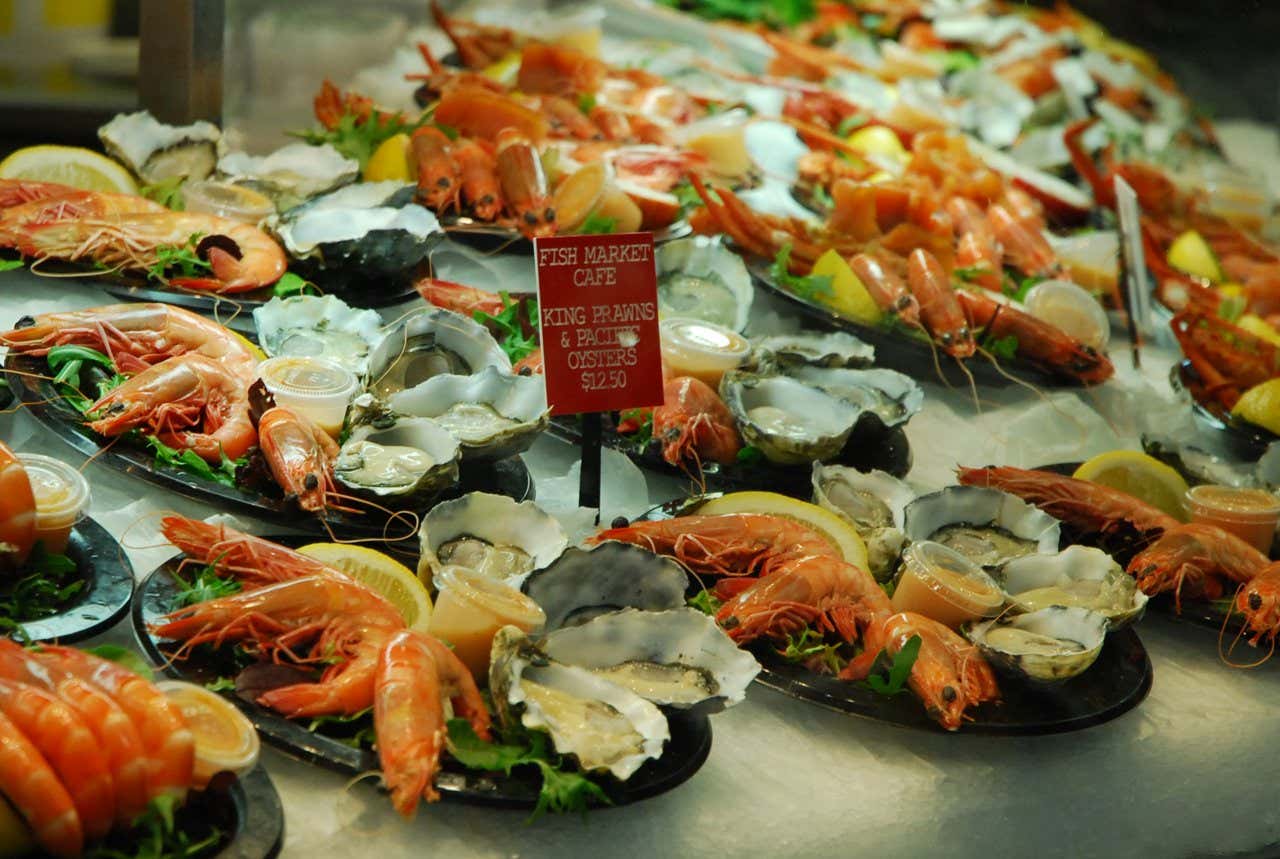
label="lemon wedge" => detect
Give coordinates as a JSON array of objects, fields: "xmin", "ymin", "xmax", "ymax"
[
  {"xmin": 810, "ymin": 249, "xmax": 883, "ymax": 325},
  {"xmin": 482, "ymin": 51, "xmax": 522, "ymax": 85},
  {"xmin": 1167, "ymin": 230, "xmax": 1222, "ymax": 282},
  {"xmin": 297, "ymin": 542, "xmax": 432, "ymax": 631},
  {"xmin": 695, "ymin": 491, "xmax": 870, "ymax": 571},
  {"xmin": 364, "ymin": 133, "xmax": 414, "ymax": 183},
  {"xmin": 1073, "ymin": 451, "xmax": 1189, "ymax": 520},
  {"xmin": 156, "ymin": 681, "xmax": 260, "ymax": 790},
  {"xmin": 1232, "ymin": 378, "xmax": 1280, "ymax": 437},
  {"xmin": 1236, "ymin": 314, "xmax": 1280, "ymax": 347},
  {"xmin": 846, "ymin": 125, "xmax": 908, "ymax": 161},
  {"xmin": 0, "ymin": 144, "xmax": 138, "ymax": 195}
]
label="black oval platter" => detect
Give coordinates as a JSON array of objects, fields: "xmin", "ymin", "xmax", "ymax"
[
  {"xmin": 1170, "ymin": 360, "xmax": 1277, "ymax": 461},
  {"xmin": 133, "ymin": 555, "xmax": 712, "ymax": 810}
]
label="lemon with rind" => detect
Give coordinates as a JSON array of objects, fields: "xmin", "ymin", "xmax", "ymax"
[
  {"xmin": 1167, "ymin": 230, "xmax": 1222, "ymax": 282},
  {"xmin": 364, "ymin": 133, "xmax": 414, "ymax": 183},
  {"xmin": 1232, "ymin": 378, "xmax": 1280, "ymax": 437},
  {"xmin": 810, "ymin": 249, "xmax": 883, "ymax": 325},
  {"xmin": 0, "ymin": 144, "xmax": 138, "ymax": 195},
  {"xmin": 297, "ymin": 542, "xmax": 432, "ymax": 631},
  {"xmin": 1073, "ymin": 451, "xmax": 1190, "ymax": 521}
]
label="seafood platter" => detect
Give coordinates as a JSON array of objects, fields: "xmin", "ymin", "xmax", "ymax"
[{"xmin": 6, "ymin": 0, "xmax": 1280, "ymax": 853}]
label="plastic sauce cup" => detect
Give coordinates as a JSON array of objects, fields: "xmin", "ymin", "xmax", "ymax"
[
  {"xmin": 181, "ymin": 180, "xmax": 276, "ymax": 225},
  {"xmin": 659, "ymin": 317, "xmax": 750, "ymax": 389},
  {"xmin": 1185, "ymin": 485, "xmax": 1280, "ymax": 553},
  {"xmin": 156, "ymin": 680, "xmax": 260, "ymax": 789},
  {"xmin": 891, "ymin": 541, "xmax": 1005, "ymax": 629},
  {"xmin": 1024, "ymin": 279, "xmax": 1110, "ymax": 351},
  {"xmin": 428, "ymin": 565, "xmax": 546, "ymax": 682},
  {"xmin": 257, "ymin": 356, "xmax": 358, "ymax": 439},
  {"xmin": 16, "ymin": 454, "xmax": 90, "ymax": 555}
]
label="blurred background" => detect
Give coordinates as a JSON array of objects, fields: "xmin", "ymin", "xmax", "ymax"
[{"xmin": 0, "ymin": 0, "xmax": 1275, "ymax": 157}]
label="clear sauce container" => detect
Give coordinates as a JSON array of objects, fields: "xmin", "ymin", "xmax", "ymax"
[
  {"xmin": 16, "ymin": 454, "xmax": 90, "ymax": 554},
  {"xmin": 181, "ymin": 180, "xmax": 275, "ymax": 225},
  {"xmin": 156, "ymin": 680, "xmax": 260, "ymax": 790},
  {"xmin": 659, "ymin": 318, "xmax": 750, "ymax": 389},
  {"xmin": 891, "ymin": 541, "xmax": 1005, "ymax": 628},
  {"xmin": 1185, "ymin": 485, "xmax": 1280, "ymax": 553},
  {"xmin": 1024, "ymin": 279, "xmax": 1110, "ymax": 351},
  {"xmin": 427, "ymin": 565, "xmax": 546, "ymax": 681},
  {"xmin": 257, "ymin": 356, "xmax": 358, "ymax": 439}
]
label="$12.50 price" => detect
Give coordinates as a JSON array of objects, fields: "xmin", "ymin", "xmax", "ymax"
[{"xmin": 580, "ymin": 369, "xmax": 627, "ymax": 391}]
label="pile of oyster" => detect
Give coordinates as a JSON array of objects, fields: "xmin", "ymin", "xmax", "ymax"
[
  {"xmin": 811, "ymin": 468, "xmax": 1146, "ymax": 683},
  {"xmin": 254, "ymin": 297, "xmax": 550, "ymax": 509},
  {"xmin": 417, "ymin": 493, "xmax": 759, "ymax": 781}
]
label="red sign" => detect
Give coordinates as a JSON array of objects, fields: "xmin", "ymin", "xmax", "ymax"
[{"xmin": 534, "ymin": 232, "xmax": 664, "ymax": 416}]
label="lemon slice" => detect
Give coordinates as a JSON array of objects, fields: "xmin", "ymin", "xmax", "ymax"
[
  {"xmin": 846, "ymin": 125, "xmax": 907, "ymax": 161},
  {"xmin": 1232, "ymin": 378, "xmax": 1280, "ymax": 436},
  {"xmin": 364, "ymin": 133, "xmax": 414, "ymax": 183},
  {"xmin": 0, "ymin": 144, "xmax": 139, "ymax": 195},
  {"xmin": 695, "ymin": 491, "xmax": 869, "ymax": 571},
  {"xmin": 810, "ymin": 249, "xmax": 883, "ymax": 325},
  {"xmin": 156, "ymin": 681, "xmax": 260, "ymax": 790},
  {"xmin": 296, "ymin": 542, "xmax": 432, "ymax": 631},
  {"xmin": 1167, "ymin": 230, "xmax": 1221, "ymax": 282},
  {"xmin": 1073, "ymin": 451, "xmax": 1189, "ymax": 520},
  {"xmin": 1236, "ymin": 314, "xmax": 1280, "ymax": 348}
]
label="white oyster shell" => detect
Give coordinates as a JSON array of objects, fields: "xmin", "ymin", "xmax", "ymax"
[
  {"xmin": 274, "ymin": 181, "xmax": 438, "ymax": 255},
  {"xmin": 720, "ymin": 370, "xmax": 861, "ymax": 464},
  {"xmin": 785, "ymin": 365, "xmax": 924, "ymax": 430},
  {"xmin": 252, "ymin": 294, "xmax": 383, "ymax": 376},
  {"xmin": 965, "ymin": 606, "xmax": 1107, "ymax": 683},
  {"xmin": 998, "ymin": 546, "xmax": 1147, "ymax": 628},
  {"xmin": 417, "ymin": 492, "xmax": 568, "ymax": 589},
  {"xmin": 389, "ymin": 367, "xmax": 549, "ymax": 461},
  {"xmin": 98, "ymin": 110, "xmax": 221, "ymax": 184},
  {"xmin": 334, "ymin": 416, "xmax": 460, "ymax": 506},
  {"xmin": 541, "ymin": 608, "xmax": 760, "ymax": 713},
  {"xmin": 217, "ymin": 142, "xmax": 358, "ymax": 209},
  {"xmin": 655, "ymin": 236, "xmax": 753, "ymax": 332},
  {"xmin": 367, "ymin": 307, "xmax": 511, "ymax": 398},
  {"xmin": 755, "ymin": 331, "xmax": 875, "ymax": 368},
  {"xmin": 489, "ymin": 626, "xmax": 669, "ymax": 781},
  {"xmin": 523, "ymin": 543, "xmax": 689, "ymax": 631},
  {"xmin": 903, "ymin": 485, "xmax": 1061, "ymax": 567},
  {"xmin": 811, "ymin": 464, "xmax": 914, "ymax": 581}
]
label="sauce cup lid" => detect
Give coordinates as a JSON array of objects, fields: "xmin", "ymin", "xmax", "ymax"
[
  {"xmin": 434, "ymin": 565, "xmax": 547, "ymax": 630},
  {"xmin": 15, "ymin": 453, "xmax": 90, "ymax": 520},
  {"xmin": 659, "ymin": 317, "xmax": 751, "ymax": 361},
  {"xmin": 258, "ymin": 356, "xmax": 358, "ymax": 400},
  {"xmin": 900, "ymin": 541, "xmax": 1005, "ymax": 613}
]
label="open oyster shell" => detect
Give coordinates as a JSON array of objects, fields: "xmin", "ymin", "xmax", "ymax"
[
  {"xmin": 755, "ymin": 331, "xmax": 875, "ymax": 368},
  {"xmin": 333, "ymin": 416, "xmax": 460, "ymax": 507},
  {"xmin": 417, "ymin": 492, "xmax": 568, "ymax": 590},
  {"xmin": 655, "ymin": 236, "xmax": 753, "ymax": 332},
  {"xmin": 719, "ymin": 370, "xmax": 861, "ymax": 464},
  {"xmin": 252, "ymin": 294, "xmax": 383, "ymax": 376},
  {"xmin": 523, "ymin": 543, "xmax": 690, "ymax": 632},
  {"xmin": 217, "ymin": 142, "xmax": 358, "ymax": 211},
  {"xmin": 903, "ymin": 486, "xmax": 1061, "ymax": 568},
  {"xmin": 541, "ymin": 608, "xmax": 760, "ymax": 714},
  {"xmin": 98, "ymin": 110, "xmax": 221, "ymax": 184},
  {"xmin": 811, "ymin": 464, "xmax": 914, "ymax": 581},
  {"xmin": 367, "ymin": 307, "xmax": 511, "ymax": 399},
  {"xmin": 785, "ymin": 365, "xmax": 924, "ymax": 431},
  {"xmin": 490, "ymin": 627, "xmax": 669, "ymax": 781},
  {"xmin": 965, "ymin": 606, "xmax": 1108, "ymax": 683},
  {"xmin": 389, "ymin": 367, "xmax": 549, "ymax": 461},
  {"xmin": 998, "ymin": 546, "xmax": 1148, "ymax": 629}
]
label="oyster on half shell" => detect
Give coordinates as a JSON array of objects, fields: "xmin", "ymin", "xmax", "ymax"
[
  {"xmin": 755, "ymin": 331, "xmax": 875, "ymax": 368},
  {"xmin": 98, "ymin": 111, "xmax": 221, "ymax": 184},
  {"xmin": 655, "ymin": 237, "xmax": 753, "ymax": 332},
  {"xmin": 252, "ymin": 294, "xmax": 383, "ymax": 376},
  {"xmin": 785, "ymin": 365, "xmax": 924, "ymax": 431},
  {"xmin": 217, "ymin": 142, "xmax": 358, "ymax": 210},
  {"xmin": 334, "ymin": 416, "xmax": 460, "ymax": 507},
  {"xmin": 719, "ymin": 370, "xmax": 862, "ymax": 464},
  {"xmin": 903, "ymin": 486, "xmax": 1061, "ymax": 568},
  {"xmin": 998, "ymin": 546, "xmax": 1147, "ymax": 628},
  {"xmin": 417, "ymin": 492, "xmax": 568, "ymax": 590},
  {"xmin": 965, "ymin": 606, "xmax": 1108, "ymax": 683},
  {"xmin": 811, "ymin": 464, "xmax": 914, "ymax": 581},
  {"xmin": 389, "ymin": 367, "xmax": 549, "ymax": 461},
  {"xmin": 367, "ymin": 307, "xmax": 511, "ymax": 399}
]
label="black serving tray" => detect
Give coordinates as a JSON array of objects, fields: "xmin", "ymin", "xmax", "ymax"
[
  {"xmin": 4, "ymin": 352, "xmax": 533, "ymax": 538},
  {"xmin": 1170, "ymin": 359, "xmax": 1277, "ymax": 461},
  {"xmin": 8, "ymin": 516, "xmax": 133, "ymax": 643},
  {"xmin": 133, "ymin": 560, "xmax": 712, "ymax": 810}
]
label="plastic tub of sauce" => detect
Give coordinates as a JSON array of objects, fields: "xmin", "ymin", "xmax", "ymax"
[
  {"xmin": 156, "ymin": 680, "xmax": 260, "ymax": 789},
  {"xmin": 181, "ymin": 180, "xmax": 275, "ymax": 225},
  {"xmin": 16, "ymin": 454, "xmax": 90, "ymax": 555},
  {"xmin": 891, "ymin": 541, "xmax": 1005, "ymax": 629},
  {"xmin": 1024, "ymin": 279, "xmax": 1110, "ymax": 351},
  {"xmin": 659, "ymin": 318, "xmax": 750, "ymax": 389},
  {"xmin": 1185, "ymin": 485, "xmax": 1280, "ymax": 553},
  {"xmin": 427, "ymin": 565, "xmax": 547, "ymax": 681},
  {"xmin": 258, "ymin": 356, "xmax": 358, "ymax": 438}
]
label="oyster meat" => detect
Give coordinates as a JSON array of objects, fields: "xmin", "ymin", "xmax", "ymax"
[
  {"xmin": 965, "ymin": 606, "xmax": 1107, "ymax": 683},
  {"xmin": 490, "ymin": 627, "xmax": 669, "ymax": 780},
  {"xmin": 252, "ymin": 294, "xmax": 383, "ymax": 375},
  {"xmin": 98, "ymin": 111, "xmax": 221, "ymax": 184},
  {"xmin": 903, "ymin": 486, "xmax": 1061, "ymax": 568},
  {"xmin": 541, "ymin": 608, "xmax": 760, "ymax": 713},
  {"xmin": 720, "ymin": 370, "xmax": 862, "ymax": 464},
  {"xmin": 811, "ymin": 464, "xmax": 914, "ymax": 580},
  {"xmin": 655, "ymin": 237, "xmax": 753, "ymax": 331},
  {"xmin": 367, "ymin": 307, "xmax": 511, "ymax": 399},
  {"xmin": 418, "ymin": 492, "xmax": 568, "ymax": 589},
  {"xmin": 523, "ymin": 543, "xmax": 689, "ymax": 631},
  {"xmin": 755, "ymin": 331, "xmax": 875, "ymax": 368},
  {"xmin": 998, "ymin": 546, "xmax": 1147, "ymax": 628},
  {"xmin": 334, "ymin": 416, "xmax": 460, "ymax": 507},
  {"xmin": 389, "ymin": 367, "xmax": 549, "ymax": 461},
  {"xmin": 217, "ymin": 142, "xmax": 358, "ymax": 210}
]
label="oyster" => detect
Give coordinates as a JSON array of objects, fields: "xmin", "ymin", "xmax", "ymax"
[
  {"xmin": 489, "ymin": 627, "xmax": 669, "ymax": 781},
  {"xmin": 367, "ymin": 307, "xmax": 511, "ymax": 399},
  {"xmin": 252, "ymin": 294, "xmax": 383, "ymax": 375},
  {"xmin": 719, "ymin": 370, "xmax": 861, "ymax": 465},
  {"xmin": 786, "ymin": 365, "xmax": 924, "ymax": 431},
  {"xmin": 217, "ymin": 142, "xmax": 358, "ymax": 210},
  {"xmin": 523, "ymin": 543, "xmax": 689, "ymax": 631},
  {"xmin": 998, "ymin": 546, "xmax": 1148, "ymax": 628},
  {"xmin": 271, "ymin": 182, "xmax": 441, "ymax": 284},
  {"xmin": 903, "ymin": 486, "xmax": 1061, "ymax": 568},
  {"xmin": 334, "ymin": 416, "xmax": 460, "ymax": 507},
  {"xmin": 389, "ymin": 367, "xmax": 549, "ymax": 461},
  {"xmin": 965, "ymin": 606, "xmax": 1107, "ymax": 683},
  {"xmin": 811, "ymin": 464, "xmax": 914, "ymax": 581},
  {"xmin": 418, "ymin": 493, "xmax": 568, "ymax": 589},
  {"xmin": 655, "ymin": 237, "xmax": 753, "ymax": 332},
  {"xmin": 541, "ymin": 608, "xmax": 760, "ymax": 713},
  {"xmin": 755, "ymin": 331, "xmax": 875, "ymax": 368},
  {"xmin": 98, "ymin": 111, "xmax": 221, "ymax": 183}
]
